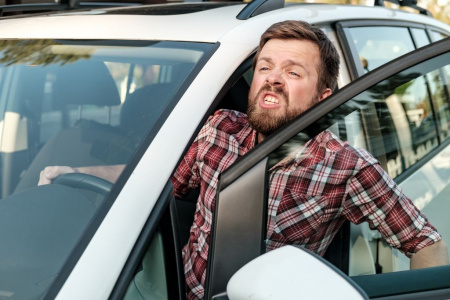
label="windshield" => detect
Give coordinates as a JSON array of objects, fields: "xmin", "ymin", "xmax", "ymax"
[{"xmin": 0, "ymin": 39, "xmax": 214, "ymax": 299}]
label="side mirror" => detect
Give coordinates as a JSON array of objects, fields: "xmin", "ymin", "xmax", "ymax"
[{"xmin": 227, "ymin": 246, "xmax": 368, "ymax": 300}]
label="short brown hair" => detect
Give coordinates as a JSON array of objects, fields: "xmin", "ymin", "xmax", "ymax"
[{"xmin": 253, "ymin": 20, "xmax": 340, "ymax": 93}]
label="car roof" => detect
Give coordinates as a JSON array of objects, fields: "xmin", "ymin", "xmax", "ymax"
[{"xmin": 0, "ymin": 2, "xmax": 448, "ymax": 42}]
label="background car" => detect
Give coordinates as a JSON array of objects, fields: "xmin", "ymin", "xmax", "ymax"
[{"xmin": 0, "ymin": 0, "xmax": 448, "ymax": 298}]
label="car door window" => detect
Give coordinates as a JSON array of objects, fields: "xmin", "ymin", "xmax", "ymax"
[
  {"xmin": 267, "ymin": 46, "xmax": 449, "ymax": 275},
  {"xmin": 348, "ymin": 26, "xmax": 416, "ymax": 73},
  {"xmin": 429, "ymin": 62, "xmax": 450, "ymax": 143},
  {"xmin": 271, "ymin": 54, "xmax": 447, "ymax": 179},
  {"xmin": 411, "ymin": 28, "xmax": 430, "ymax": 48},
  {"xmin": 429, "ymin": 30, "xmax": 449, "ymax": 41}
]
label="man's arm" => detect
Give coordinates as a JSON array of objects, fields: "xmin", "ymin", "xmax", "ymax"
[
  {"xmin": 38, "ymin": 165, "xmax": 126, "ymax": 185},
  {"xmin": 410, "ymin": 240, "xmax": 449, "ymax": 269},
  {"xmin": 343, "ymin": 155, "xmax": 447, "ymax": 268}
]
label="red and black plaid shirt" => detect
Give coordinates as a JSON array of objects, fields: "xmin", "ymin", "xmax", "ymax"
[{"xmin": 171, "ymin": 109, "xmax": 441, "ymax": 300}]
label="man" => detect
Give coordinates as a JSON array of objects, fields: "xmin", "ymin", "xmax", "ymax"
[{"xmin": 40, "ymin": 20, "xmax": 448, "ymax": 300}]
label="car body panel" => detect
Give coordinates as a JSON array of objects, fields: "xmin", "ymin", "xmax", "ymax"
[{"xmin": 0, "ymin": 4, "xmax": 448, "ymax": 42}]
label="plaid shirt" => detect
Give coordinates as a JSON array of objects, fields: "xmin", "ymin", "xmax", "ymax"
[{"xmin": 171, "ymin": 109, "xmax": 441, "ymax": 300}]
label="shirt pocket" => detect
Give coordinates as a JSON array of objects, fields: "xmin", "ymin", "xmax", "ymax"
[{"xmin": 274, "ymin": 188, "xmax": 327, "ymax": 243}]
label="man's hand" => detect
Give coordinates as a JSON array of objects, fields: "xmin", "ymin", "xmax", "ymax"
[
  {"xmin": 38, "ymin": 164, "xmax": 125, "ymax": 186},
  {"xmin": 410, "ymin": 240, "xmax": 449, "ymax": 269},
  {"xmin": 38, "ymin": 166, "xmax": 77, "ymax": 185}
]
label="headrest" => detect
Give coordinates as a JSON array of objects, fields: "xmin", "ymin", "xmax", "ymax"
[
  {"xmin": 120, "ymin": 83, "xmax": 175, "ymax": 138},
  {"xmin": 52, "ymin": 60, "xmax": 120, "ymax": 107},
  {"xmin": 120, "ymin": 83, "xmax": 174, "ymax": 130},
  {"xmin": 219, "ymin": 76, "xmax": 249, "ymax": 113}
]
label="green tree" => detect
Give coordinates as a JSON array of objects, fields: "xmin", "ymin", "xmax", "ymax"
[
  {"xmin": 286, "ymin": 0, "xmax": 449, "ymax": 24},
  {"xmin": 0, "ymin": 39, "xmax": 91, "ymax": 66}
]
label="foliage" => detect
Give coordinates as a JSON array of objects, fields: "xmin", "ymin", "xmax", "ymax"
[
  {"xmin": 0, "ymin": 39, "xmax": 91, "ymax": 66},
  {"xmin": 285, "ymin": 0, "xmax": 449, "ymax": 24}
]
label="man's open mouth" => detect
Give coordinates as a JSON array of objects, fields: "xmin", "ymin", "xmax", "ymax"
[{"xmin": 264, "ymin": 95, "xmax": 279, "ymax": 105}]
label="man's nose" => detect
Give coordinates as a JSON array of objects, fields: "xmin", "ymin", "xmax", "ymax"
[{"xmin": 266, "ymin": 70, "xmax": 284, "ymax": 86}]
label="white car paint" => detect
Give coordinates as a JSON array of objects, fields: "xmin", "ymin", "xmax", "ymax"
[
  {"xmin": 227, "ymin": 245, "xmax": 367, "ymax": 300},
  {"xmin": 0, "ymin": 4, "xmax": 448, "ymax": 41}
]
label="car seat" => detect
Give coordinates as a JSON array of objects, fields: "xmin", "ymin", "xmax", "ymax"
[
  {"xmin": 119, "ymin": 82, "xmax": 177, "ymax": 146},
  {"xmin": 13, "ymin": 60, "xmax": 122, "ymax": 193},
  {"xmin": 217, "ymin": 76, "xmax": 250, "ymax": 113}
]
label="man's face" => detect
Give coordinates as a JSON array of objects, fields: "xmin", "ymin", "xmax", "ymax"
[{"xmin": 247, "ymin": 38, "xmax": 330, "ymax": 137}]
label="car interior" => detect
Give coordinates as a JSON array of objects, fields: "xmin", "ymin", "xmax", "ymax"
[
  {"xmin": 3, "ymin": 43, "xmax": 197, "ymax": 198},
  {"xmin": 13, "ymin": 60, "xmax": 125, "ymax": 195}
]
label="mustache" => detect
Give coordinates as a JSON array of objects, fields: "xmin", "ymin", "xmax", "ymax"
[{"xmin": 256, "ymin": 83, "xmax": 288, "ymax": 101}]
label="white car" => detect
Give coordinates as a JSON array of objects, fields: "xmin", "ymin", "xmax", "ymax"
[{"xmin": 0, "ymin": 0, "xmax": 448, "ymax": 299}]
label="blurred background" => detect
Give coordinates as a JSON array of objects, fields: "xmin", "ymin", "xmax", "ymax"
[{"xmin": 314, "ymin": 0, "xmax": 449, "ymax": 24}]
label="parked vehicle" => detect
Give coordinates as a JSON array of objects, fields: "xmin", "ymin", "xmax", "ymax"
[{"xmin": 0, "ymin": 0, "xmax": 448, "ymax": 298}]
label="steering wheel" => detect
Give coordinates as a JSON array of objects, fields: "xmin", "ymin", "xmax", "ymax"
[{"xmin": 52, "ymin": 173, "xmax": 113, "ymax": 196}]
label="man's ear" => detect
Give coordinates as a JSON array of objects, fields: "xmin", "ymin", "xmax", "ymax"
[{"xmin": 318, "ymin": 88, "xmax": 332, "ymax": 102}]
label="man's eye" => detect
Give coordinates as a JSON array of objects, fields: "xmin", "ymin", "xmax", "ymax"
[
  {"xmin": 259, "ymin": 67, "xmax": 269, "ymax": 71},
  {"xmin": 289, "ymin": 71, "xmax": 299, "ymax": 76}
]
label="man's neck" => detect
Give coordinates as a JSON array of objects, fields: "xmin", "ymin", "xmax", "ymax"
[{"xmin": 257, "ymin": 132, "xmax": 266, "ymax": 144}]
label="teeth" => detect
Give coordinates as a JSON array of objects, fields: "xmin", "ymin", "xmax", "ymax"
[{"xmin": 264, "ymin": 96, "xmax": 279, "ymax": 104}]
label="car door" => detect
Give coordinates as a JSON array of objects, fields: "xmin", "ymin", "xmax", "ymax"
[{"xmin": 207, "ymin": 38, "xmax": 450, "ymax": 299}]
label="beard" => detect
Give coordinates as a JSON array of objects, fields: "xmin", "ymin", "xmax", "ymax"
[{"xmin": 247, "ymin": 84, "xmax": 303, "ymax": 137}]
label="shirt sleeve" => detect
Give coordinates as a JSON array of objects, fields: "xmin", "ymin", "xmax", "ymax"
[
  {"xmin": 171, "ymin": 113, "xmax": 217, "ymax": 198},
  {"xmin": 343, "ymin": 160, "xmax": 442, "ymax": 257},
  {"xmin": 171, "ymin": 138, "xmax": 200, "ymax": 198}
]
